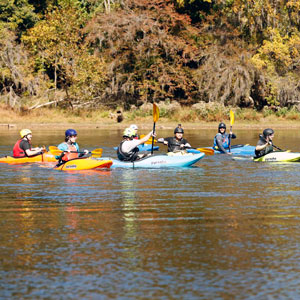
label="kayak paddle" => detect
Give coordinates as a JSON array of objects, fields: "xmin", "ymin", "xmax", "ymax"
[
  {"xmin": 228, "ymin": 110, "xmax": 234, "ymax": 153},
  {"xmin": 49, "ymin": 146, "xmax": 103, "ymax": 158},
  {"xmin": 151, "ymin": 103, "xmax": 159, "ymax": 155}
]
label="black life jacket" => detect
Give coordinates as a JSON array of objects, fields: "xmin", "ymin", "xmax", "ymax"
[
  {"xmin": 117, "ymin": 140, "xmax": 139, "ymax": 161},
  {"xmin": 167, "ymin": 137, "xmax": 185, "ymax": 152},
  {"xmin": 255, "ymin": 137, "xmax": 273, "ymax": 158}
]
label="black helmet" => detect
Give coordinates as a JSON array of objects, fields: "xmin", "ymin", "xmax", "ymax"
[
  {"xmin": 174, "ymin": 124, "xmax": 184, "ymax": 134},
  {"xmin": 263, "ymin": 128, "xmax": 274, "ymax": 138},
  {"xmin": 218, "ymin": 122, "xmax": 226, "ymax": 132}
]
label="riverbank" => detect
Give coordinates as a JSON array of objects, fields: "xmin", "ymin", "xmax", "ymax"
[{"xmin": 1, "ymin": 104, "xmax": 300, "ymax": 130}]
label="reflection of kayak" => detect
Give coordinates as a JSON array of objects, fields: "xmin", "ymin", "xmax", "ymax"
[
  {"xmin": 188, "ymin": 144, "xmax": 255, "ymax": 156},
  {"xmin": 0, "ymin": 152, "xmax": 57, "ymax": 164},
  {"xmin": 102, "ymin": 152, "xmax": 205, "ymax": 169},
  {"xmin": 54, "ymin": 157, "xmax": 113, "ymax": 171},
  {"xmin": 113, "ymin": 144, "xmax": 159, "ymax": 151},
  {"xmin": 253, "ymin": 151, "xmax": 300, "ymax": 162}
]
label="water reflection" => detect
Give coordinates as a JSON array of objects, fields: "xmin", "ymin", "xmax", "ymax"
[{"xmin": 1, "ymin": 129, "xmax": 300, "ymax": 298}]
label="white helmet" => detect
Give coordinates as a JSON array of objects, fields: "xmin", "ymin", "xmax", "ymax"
[{"xmin": 130, "ymin": 124, "xmax": 138, "ymax": 130}]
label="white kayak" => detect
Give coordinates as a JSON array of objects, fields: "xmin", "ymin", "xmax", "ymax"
[{"xmin": 253, "ymin": 151, "xmax": 300, "ymax": 162}]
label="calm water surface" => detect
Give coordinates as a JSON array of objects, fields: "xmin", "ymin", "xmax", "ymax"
[{"xmin": 1, "ymin": 128, "xmax": 300, "ymax": 299}]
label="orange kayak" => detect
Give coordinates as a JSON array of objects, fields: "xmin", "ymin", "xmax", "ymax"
[
  {"xmin": 54, "ymin": 157, "xmax": 113, "ymax": 171},
  {"xmin": 0, "ymin": 152, "xmax": 57, "ymax": 164}
]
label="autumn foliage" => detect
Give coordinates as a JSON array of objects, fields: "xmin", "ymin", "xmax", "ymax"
[{"xmin": 0, "ymin": 0, "xmax": 300, "ymax": 111}]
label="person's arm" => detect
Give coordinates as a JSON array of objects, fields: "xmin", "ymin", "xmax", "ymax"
[
  {"xmin": 24, "ymin": 147, "xmax": 43, "ymax": 156},
  {"xmin": 231, "ymin": 133, "xmax": 236, "ymax": 139},
  {"xmin": 157, "ymin": 137, "xmax": 169, "ymax": 145},
  {"xmin": 180, "ymin": 138, "xmax": 191, "ymax": 149},
  {"xmin": 255, "ymin": 141, "xmax": 269, "ymax": 151},
  {"xmin": 216, "ymin": 135, "xmax": 228, "ymax": 154},
  {"xmin": 77, "ymin": 143, "xmax": 89, "ymax": 157},
  {"xmin": 138, "ymin": 131, "xmax": 155, "ymax": 146}
]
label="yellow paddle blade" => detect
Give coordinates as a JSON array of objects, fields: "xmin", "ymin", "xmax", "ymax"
[
  {"xmin": 196, "ymin": 148, "xmax": 215, "ymax": 155},
  {"xmin": 230, "ymin": 110, "xmax": 235, "ymax": 126},
  {"xmin": 153, "ymin": 103, "xmax": 159, "ymax": 123},
  {"xmin": 140, "ymin": 135, "xmax": 157, "ymax": 144},
  {"xmin": 91, "ymin": 149, "xmax": 103, "ymax": 157},
  {"xmin": 49, "ymin": 147, "xmax": 63, "ymax": 156}
]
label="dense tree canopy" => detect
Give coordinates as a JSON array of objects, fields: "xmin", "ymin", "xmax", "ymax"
[{"xmin": 1, "ymin": 0, "xmax": 300, "ymax": 110}]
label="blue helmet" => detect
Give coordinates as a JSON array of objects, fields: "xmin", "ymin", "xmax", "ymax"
[{"xmin": 65, "ymin": 129, "xmax": 77, "ymax": 137}]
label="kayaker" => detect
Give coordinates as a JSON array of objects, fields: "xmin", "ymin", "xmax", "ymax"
[
  {"xmin": 129, "ymin": 124, "xmax": 139, "ymax": 139},
  {"xmin": 117, "ymin": 128, "xmax": 155, "ymax": 161},
  {"xmin": 57, "ymin": 129, "xmax": 89, "ymax": 162},
  {"xmin": 255, "ymin": 128, "xmax": 274, "ymax": 158},
  {"xmin": 213, "ymin": 122, "xmax": 236, "ymax": 154},
  {"xmin": 13, "ymin": 129, "xmax": 44, "ymax": 158},
  {"xmin": 157, "ymin": 124, "xmax": 191, "ymax": 152}
]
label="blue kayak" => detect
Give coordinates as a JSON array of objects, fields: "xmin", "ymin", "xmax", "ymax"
[
  {"xmin": 113, "ymin": 144, "xmax": 159, "ymax": 151},
  {"xmin": 101, "ymin": 152, "xmax": 205, "ymax": 168},
  {"xmin": 188, "ymin": 144, "xmax": 255, "ymax": 156}
]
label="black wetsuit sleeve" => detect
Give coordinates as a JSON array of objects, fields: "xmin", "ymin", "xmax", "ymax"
[{"xmin": 215, "ymin": 135, "xmax": 227, "ymax": 153}]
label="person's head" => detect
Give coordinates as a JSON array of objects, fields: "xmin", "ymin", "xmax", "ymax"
[
  {"xmin": 65, "ymin": 129, "xmax": 77, "ymax": 143},
  {"xmin": 129, "ymin": 124, "xmax": 138, "ymax": 136},
  {"xmin": 20, "ymin": 129, "xmax": 32, "ymax": 141},
  {"xmin": 174, "ymin": 124, "xmax": 184, "ymax": 139},
  {"xmin": 123, "ymin": 128, "xmax": 135, "ymax": 140},
  {"xmin": 263, "ymin": 128, "xmax": 274, "ymax": 140},
  {"xmin": 218, "ymin": 122, "xmax": 226, "ymax": 133}
]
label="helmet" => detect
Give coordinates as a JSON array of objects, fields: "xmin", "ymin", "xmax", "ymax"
[
  {"xmin": 263, "ymin": 128, "xmax": 274, "ymax": 138},
  {"xmin": 218, "ymin": 122, "xmax": 226, "ymax": 130},
  {"xmin": 174, "ymin": 124, "xmax": 184, "ymax": 134},
  {"xmin": 20, "ymin": 129, "xmax": 32, "ymax": 138},
  {"xmin": 130, "ymin": 124, "xmax": 138, "ymax": 131},
  {"xmin": 123, "ymin": 128, "xmax": 135, "ymax": 138},
  {"xmin": 65, "ymin": 129, "xmax": 77, "ymax": 137}
]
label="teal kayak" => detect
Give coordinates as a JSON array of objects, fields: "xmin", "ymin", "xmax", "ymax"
[
  {"xmin": 101, "ymin": 152, "xmax": 205, "ymax": 168},
  {"xmin": 113, "ymin": 144, "xmax": 159, "ymax": 151},
  {"xmin": 187, "ymin": 144, "xmax": 255, "ymax": 156}
]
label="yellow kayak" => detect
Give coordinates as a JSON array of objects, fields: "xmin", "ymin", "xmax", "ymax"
[
  {"xmin": 0, "ymin": 152, "xmax": 57, "ymax": 164},
  {"xmin": 54, "ymin": 157, "xmax": 113, "ymax": 171}
]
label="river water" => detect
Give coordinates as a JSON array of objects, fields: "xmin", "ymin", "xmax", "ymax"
[{"xmin": 1, "ymin": 128, "xmax": 300, "ymax": 299}]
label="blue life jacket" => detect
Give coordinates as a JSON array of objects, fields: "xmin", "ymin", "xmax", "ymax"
[{"xmin": 213, "ymin": 133, "xmax": 230, "ymax": 149}]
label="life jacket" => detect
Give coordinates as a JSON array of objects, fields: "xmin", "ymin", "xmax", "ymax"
[
  {"xmin": 254, "ymin": 138, "xmax": 273, "ymax": 158},
  {"xmin": 213, "ymin": 133, "xmax": 229, "ymax": 149},
  {"xmin": 13, "ymin": 139, "xmax": 29, "ymax": 158},
  {"xmin": 61, "ymin": 143, "xmax": 78, "ymax": 161},
  {"xmin": 117, "ymin": 140, "xmax": 139, "ymax": 161},
  {"xmin": 167, "ymin": 137, "xmax": 185, "ymax": 152}
]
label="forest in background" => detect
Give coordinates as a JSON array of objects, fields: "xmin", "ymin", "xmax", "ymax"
[{"xmin": 1, "ymin": 0, "xmax": 300, "ymax": 114}]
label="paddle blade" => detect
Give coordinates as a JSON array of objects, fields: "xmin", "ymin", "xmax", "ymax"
[
  {"xmin": 49, "ymin": 146, "xmax": 63, "ymax": 156},
  {"xmin": 140, "ymin": 134, "xmax": 157, "ymax": 144},
  {"xmin": 91, "ymin": 148, "xmax": 103, "ymax": 157},
  {"xmin": 153, "ymin": 103, "xmax": 159, "ymax": 123},
  {"xmin": 230, "ymin": 110, "xmax": 235, "ymax": 126},
  {"xmin": 196, "ymin": 148, "xmax": 214, "ymax": 155}
]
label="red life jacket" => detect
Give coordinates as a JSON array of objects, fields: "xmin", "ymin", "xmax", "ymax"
[
  {"xmin": 61, "ymin": 144, "xmax": 78, "ymax": 161},
  {"xmin": 13, "ymin": 139, "xmax": 29, "ymax": 158}
]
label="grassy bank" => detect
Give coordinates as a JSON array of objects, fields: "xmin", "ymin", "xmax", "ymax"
[{"xmin": 1, "ymin": 103, "xmax": 300, "ymax": 130}]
